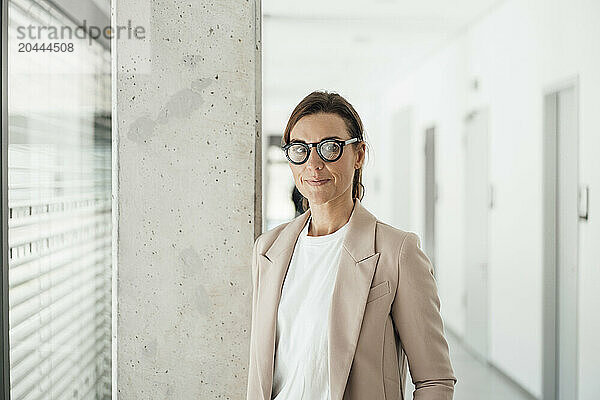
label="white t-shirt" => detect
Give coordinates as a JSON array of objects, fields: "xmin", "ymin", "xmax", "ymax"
[{"xmin": 271, "ymin": 215, "xmax": 350, "ymax": 400}]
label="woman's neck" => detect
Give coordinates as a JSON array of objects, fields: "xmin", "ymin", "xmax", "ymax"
[{"xmin": 307, "ymin": 196, "xmax": 355, "ymax": 237}]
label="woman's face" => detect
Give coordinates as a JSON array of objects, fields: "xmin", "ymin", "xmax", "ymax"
[{"xmin": 288, "ymin": 113, "xmax": 365, "ymax": 206}]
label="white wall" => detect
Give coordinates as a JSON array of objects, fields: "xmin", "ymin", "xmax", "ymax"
[{"xmin": 378, "ymin": 0, "xmax": 600, "ymax": 398}]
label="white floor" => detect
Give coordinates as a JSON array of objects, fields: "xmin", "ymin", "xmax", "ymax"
[{"xmin": 404, "ymin": 331, "xmax": 536, "ymax": 400}]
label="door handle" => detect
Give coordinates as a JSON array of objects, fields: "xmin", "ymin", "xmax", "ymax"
[{"xmin": 578, "ymin": 184, "xmax": 589, "ymax": 221}]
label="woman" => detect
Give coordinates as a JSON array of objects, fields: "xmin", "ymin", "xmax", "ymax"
[{"xmin": 246, "ymin": 91, "xmax": 456, "ymax": 400}]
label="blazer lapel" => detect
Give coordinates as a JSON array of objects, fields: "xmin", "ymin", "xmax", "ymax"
[
  {"xmin": 254, "ymin": 209, "xmax": 310, "ymax": 400},
  {"xmin": 328, "ymin": 200, "xmax": 380, "ymax": 400},
  {"xmin": 254, "ymin": 199, "xmax": 380, "ymax": 400}
]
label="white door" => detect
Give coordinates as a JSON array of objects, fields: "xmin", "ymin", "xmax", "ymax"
[
  {"xmin": 463, "ymin": 109, "xmax": 490, "ymax": 361},
  {"xmin": 542, "ymin": 81, "xmax": 579, "ymax": 400},
  {"xmin": 556, "ymin": 86, "xmax": 579, "ymax": 400}
]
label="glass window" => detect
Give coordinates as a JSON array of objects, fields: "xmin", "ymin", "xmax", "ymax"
[{"xmin": 7, "ymin": 0, "xmax": 112, "ymax": 398}]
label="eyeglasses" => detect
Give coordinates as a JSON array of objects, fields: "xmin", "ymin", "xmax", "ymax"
[{"xmin": 281, "ymin": 137, "xmax": 360, "ymax": 165}]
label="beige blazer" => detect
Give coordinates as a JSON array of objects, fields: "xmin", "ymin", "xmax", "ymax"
[{"xmin": 246, "ymin": 199, "xmax": 456, "ymax": 400}]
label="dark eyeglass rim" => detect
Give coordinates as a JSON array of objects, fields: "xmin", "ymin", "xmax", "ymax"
[{"xmin": 281, "ymin": 137, "xmax": 360, "ymax": 165}]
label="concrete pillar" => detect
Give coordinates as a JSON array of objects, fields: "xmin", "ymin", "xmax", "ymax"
[{"xmin": 113, "ymin": 1, "xmax": 261, "ymax": 398}]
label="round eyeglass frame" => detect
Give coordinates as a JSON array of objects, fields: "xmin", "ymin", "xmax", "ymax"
[{"xmin": 281, "ymin": 137, "xmax": 360, "ymax": 165}]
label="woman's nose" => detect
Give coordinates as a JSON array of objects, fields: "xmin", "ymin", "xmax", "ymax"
[{"xmin": 305, "ymin": 147, "xmax": 324, "ymax": 169}]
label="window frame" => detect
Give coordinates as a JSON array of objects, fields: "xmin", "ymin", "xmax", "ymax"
[{"xmin": 2, "ymin": 0, "xmax": 12, "ymax": 398}]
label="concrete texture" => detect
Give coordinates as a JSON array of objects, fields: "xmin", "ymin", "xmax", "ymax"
[{"xmin": 113, "ymin": 0, "xmax": 261, "ymax": 398}]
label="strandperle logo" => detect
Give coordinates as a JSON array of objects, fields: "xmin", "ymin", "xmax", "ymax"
[{"xmin": 16, "ymin": 19, "xmax": 146, "ymax": 45}]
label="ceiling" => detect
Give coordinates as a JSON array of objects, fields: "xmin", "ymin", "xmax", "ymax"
[{"xmin": 262, "ymin": 0, "xmax": 503, "ymax": 133}]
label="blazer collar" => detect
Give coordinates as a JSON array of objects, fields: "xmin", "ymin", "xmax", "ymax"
[
  {"xmin": 264, "ymin": 197, "xmax": 376, "ymax": 264},
  {"xmin": 255, "ymin": 198, "xmax": 381, "ymax": 400}
]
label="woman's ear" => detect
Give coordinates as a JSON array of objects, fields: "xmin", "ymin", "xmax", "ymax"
[{"xmin": 355, "ymin": 142, "xmax": 366, "ymax": 169}]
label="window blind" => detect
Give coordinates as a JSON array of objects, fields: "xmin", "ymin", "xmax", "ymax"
[{"xmin": 7, "ymin": 0, "xmax": 112, "ymax": 399}]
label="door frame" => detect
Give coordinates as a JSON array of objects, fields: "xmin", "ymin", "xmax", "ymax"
[{"xmin": 424, "ymin": 125, "xmax": 436, "ymax": 276}]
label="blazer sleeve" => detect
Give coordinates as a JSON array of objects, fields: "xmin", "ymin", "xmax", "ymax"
[
  {"xmin": 246, "ymin": 235, "xmax": 262, "ymax": 400},
  {"xmin": 390, "ymin": 232, "xmax": 457, "ymax": 400}
]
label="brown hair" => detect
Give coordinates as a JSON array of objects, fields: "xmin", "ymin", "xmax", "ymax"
[{"xmin": 282, "ymin": 90, "xmax": 370, "ymax": 212}]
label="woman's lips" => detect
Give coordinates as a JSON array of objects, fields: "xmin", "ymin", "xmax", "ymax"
[{"xmin": 306, "ymin": 179, "xmax": 330, "ymax": 186}]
